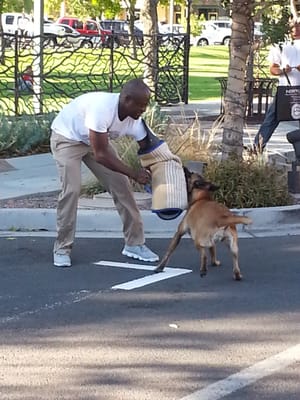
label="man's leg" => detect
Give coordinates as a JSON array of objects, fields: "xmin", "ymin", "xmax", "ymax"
[
  {"xmin": 83, "ymin": 147, "xmax": 144, "ymax": 245},
  {"xmin": 51, "ymin": 133, "xmax": 89, "ymax": 265},
  {"xmin": 254, "ymin": 99, "xmax": 279, "ymax": 150},
  {"xmin": 83, "ymin": 146, "xmax": 158, "ymax": 262}
]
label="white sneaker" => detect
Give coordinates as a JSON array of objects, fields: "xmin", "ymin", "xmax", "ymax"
[
  {"xmin": 122, "ymin": 245, "xmax": 159, "ymax": 262},
  {"xmin": 53, "ymin": 252, "xmax": 71, "ymax": 267}
]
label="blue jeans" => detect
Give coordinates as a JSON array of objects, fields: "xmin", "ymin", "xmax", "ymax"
[{"xmin": 254, "ymin": 98, "xmax": 279, "ymax": 148}]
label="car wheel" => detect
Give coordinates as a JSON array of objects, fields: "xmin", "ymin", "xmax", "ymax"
[
  {"xmin": 197, "ymin": 38, "xmax": 208, "ymax": 46},
  {"xmin": 43, "ymin": 37, "xmax": 57, "ymax": 48},
  {"xmin": 80, "ymin": 40, "xmax": 93, "ymax": 48},
  {"xmin": 223, "ymin": 37, "xmax": 231, "ymax": 46}
]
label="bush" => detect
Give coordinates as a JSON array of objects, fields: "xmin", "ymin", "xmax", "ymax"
[
  {"xmin": 0, "ymin": 112, "xmax": 55, "ymax": 157},
  {"xmin": 204, "ymin": 158, "xmax": 293, "ymax": 208}
]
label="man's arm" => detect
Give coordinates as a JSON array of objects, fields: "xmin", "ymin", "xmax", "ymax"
[
  {"xmin": 89, "ymin": 129, "xmax": 151, "ymax": 184},
  {"xmin": 270, "ymin": 62, "xmax": 292, "ymax": 76}
]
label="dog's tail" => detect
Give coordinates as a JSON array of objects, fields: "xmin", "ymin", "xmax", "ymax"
[{"xmin": 220, "ymin": 215, "xmax": 252, "ymax": 226}]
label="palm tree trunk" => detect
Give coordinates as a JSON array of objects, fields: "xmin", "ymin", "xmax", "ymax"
[{"xmin": 222, "ymin": 0, "xmax": 255, "ymax": 159}]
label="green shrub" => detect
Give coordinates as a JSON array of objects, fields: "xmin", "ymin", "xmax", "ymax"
[
  {"xmin": 204, "ymin": 158, "xmax": 293, "ymax": 208},
  {"xmin": 0, "ymin": 113, "xmax": 55, "ymax": 157}
]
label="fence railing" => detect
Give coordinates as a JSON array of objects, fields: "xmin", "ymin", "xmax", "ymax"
[{"xmin": 0, "ymin": 32, "xmax": 189, "ymax": 116}]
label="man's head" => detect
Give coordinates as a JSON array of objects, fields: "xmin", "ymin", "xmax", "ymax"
[
  {"xmin": 291, "ymin": 22, "xmax": 300, "ymax": 40},
  {"xmin": 119, "ymin": 79, "xmax": 151, "ymax": 120}
]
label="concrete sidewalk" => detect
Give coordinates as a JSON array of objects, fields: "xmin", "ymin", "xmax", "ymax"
[{"xmin": 1, "ymin": 100, "xmax": 300, "ymax": 236}]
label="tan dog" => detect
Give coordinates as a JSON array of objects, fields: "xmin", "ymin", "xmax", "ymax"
[{"xmin": 155, "ymin": 168, "xmax": 252, "ymax": 280}]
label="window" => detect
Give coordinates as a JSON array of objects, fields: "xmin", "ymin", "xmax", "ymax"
[{"xmin": 5, "ymin": 16, "xmax": 14, "ymax": 25}]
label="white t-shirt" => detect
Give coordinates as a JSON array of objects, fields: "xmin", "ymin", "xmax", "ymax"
[
  {"xmin": 51, "ymin": 92, "xmax": 147, "ymax": 145},
  {"xmin": 269, "ymin": 40, "xmax": 300, "ymax": 85}
]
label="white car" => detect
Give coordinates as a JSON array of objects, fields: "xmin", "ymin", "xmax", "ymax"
[
  {"xmin": 192, "ymin": 20, "xmax": 264, "ymax": 46},
  {"xmin": 159, "ymin": 23, "xmax": 185, "ymax": 34},
  {"xmin": 1, "ymin": 12, "xmax": 31, "ymax": 34},
  {"xmin": 191, "ymin": 20, "xmax": 232, "ymax": 46}
]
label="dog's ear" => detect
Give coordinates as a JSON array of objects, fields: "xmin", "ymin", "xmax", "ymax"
[
  {"xmin": 193, "ymin": 180, "xmax": 219, "ymax": 191},
  {"xmin": 208, "ymin": 183, "xmax": 220, "ymax": 191},
  {"xmin": 193, "ymin": 179, "xmax": 207, "ymax": 189},
  {"xmin": 183, "ymin": 166, "xmax": 191, "ymax": 180}
]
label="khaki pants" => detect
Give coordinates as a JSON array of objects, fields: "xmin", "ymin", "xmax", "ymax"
[{"xmin": 50, "ymin": 132, "xmax": 144, "ymax": 254}]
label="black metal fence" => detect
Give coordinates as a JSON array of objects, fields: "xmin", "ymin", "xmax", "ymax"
[{"xmin": 0, "ymin": 32, "xmax": 189, "ymax": 116}]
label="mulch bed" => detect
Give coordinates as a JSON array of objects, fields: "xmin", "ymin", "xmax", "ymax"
[{"xmin": 0, "ymin": 192, "xmax": 59, "ymax": 209}]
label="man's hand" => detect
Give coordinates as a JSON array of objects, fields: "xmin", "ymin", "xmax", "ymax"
[
  {"xmin": 283, "ymin": 64, "xmax": 292, "ymax": 74},
  {"xmin": 134, "ymin": 168, "xmax": 151, "ymax": 185}
]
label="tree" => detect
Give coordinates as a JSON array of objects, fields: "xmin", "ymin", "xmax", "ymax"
[
  {"xmin": 140, "ymin": 0, "xmax": 159, "ymax": 92},
  {"xmin": 0, "ymin": 0, "xmax": 33, "ymax": 13},
  {"xmin": 44, "ymin": 0, "xmax": 63, "ymax": 19},
  {"xmin": 221, "ymin": 0, "xmax": 254, "ymax": 159},
  {"xmin": 221, "ymin": 0, "xmax": 293, "ymax": 159}
]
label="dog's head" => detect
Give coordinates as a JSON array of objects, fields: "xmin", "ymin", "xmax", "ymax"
[{"xmin": 183, "ymin": 166, "xmax": 219, "ymax": 203}]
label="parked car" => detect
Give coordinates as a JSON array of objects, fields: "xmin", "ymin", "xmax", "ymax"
[
  {"xmin": 100, "ymin": 19, "xmax": 143, "ymax": 47},
  {"xmin": 1, "ymin": 12, "xmax": 31, "ymax": 35},
  {"xmin": 1, "ymin": 13, "xmax": 66, "ymax": 48},
  {"xmin": 192, "ymin": 20, "xmax": 264, "ymax": 46},
  {"xmin": 191, "ymin": 20, "xmax": 232, "ymax": 46},
  {"xmin": 159, "ymin": 23, "xmax": 185, "ymax": 34},
  {"xmin": 57, "ymin": 17, "xmax": 110, "ymax": 47}
]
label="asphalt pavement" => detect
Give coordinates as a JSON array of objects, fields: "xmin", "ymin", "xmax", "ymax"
[
  {"xmin": 1, "ymin": 99, "xmax": 300, "ymax": 236},
  {"xmin": 1, "ymin": 234, "xmax": 300, "ymax": 400}
]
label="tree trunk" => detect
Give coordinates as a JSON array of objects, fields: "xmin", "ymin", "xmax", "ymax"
[
  {"xmin": 140, "ymin": 0, "xmax": 159, "ymax": 92},
  {"xmin": 222, "ymin": 0, "xmax": 254, "ymax": 160}
]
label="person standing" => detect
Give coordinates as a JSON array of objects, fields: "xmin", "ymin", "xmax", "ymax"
[
  {"xmin": 50, "ymin": 79, "xmax": 159, "ymax": 267},
  {"xmin": 254, "ymin": 22, "xmax": 300, "ymax": 152}
]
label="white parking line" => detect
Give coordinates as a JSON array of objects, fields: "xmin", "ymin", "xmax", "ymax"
[
  {"xmin": 180, "ymin": 343, "xmax": 300, "ymax": 400},
  {"xmin": 94, "ymin": 260, "xmax": 192, "ymax": 290}
]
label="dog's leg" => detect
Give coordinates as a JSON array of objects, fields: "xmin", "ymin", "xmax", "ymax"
[
  {"xmin": 198, "ymin": 246, "xmax": 207, "ymax": 277},
  {"xmin": 227, "ymin": 227, "xmax": 242, "ymax": 281},
  {"xmin": 209, "ymin": 245, "xmax": 221, "ymax": 267},
  {"xmin": 155, "ymin": 222, "xmax": 186, "ymax": 273}
]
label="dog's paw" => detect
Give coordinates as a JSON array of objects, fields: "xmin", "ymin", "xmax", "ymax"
[
  {"xmin": 211, "ymin": 260, "xmax": 221, "ymax": 267},
  {"xmin": 200, "ymin": 271, "xmax": 207, "ymax": 278},
  {"xmin": 154, "ymin": 265, "xmax": 164, "ymax": 273},
  {"xmin": 234, "ymin": 272, "xmax": 243, "ymax": 281}
]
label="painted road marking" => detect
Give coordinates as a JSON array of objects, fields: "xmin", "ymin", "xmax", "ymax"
[
  {"xmin": 180, "ymin": 343, "xmax": 300, "ymax": 400},
  {"xmin": 94, "ymin": 260, "xmax": 192, "ymax": 290}
]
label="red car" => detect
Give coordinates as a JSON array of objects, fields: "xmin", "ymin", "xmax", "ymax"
[{"xmin": 57, "ymin": 17, "xmax": 111, "ymax": 46}]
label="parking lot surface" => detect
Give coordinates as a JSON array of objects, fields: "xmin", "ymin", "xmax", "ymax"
[{"xmin": 1, "ymin": 235, "xmax": 300, "ymax": 400}]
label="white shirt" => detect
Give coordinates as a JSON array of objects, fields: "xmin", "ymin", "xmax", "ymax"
[
  {"xmin": 51, "ymin": 92, "xmax": 147, "ymax": 145},
  {"xmin": 269, "ymin": 40, "xmax": 300, "ymax": 85}
]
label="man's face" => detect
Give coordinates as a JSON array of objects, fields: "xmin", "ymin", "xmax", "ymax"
[
  {"xmin": 126, "ymin": 92, "xmax": 150, "ymax": 119},
  {"xmin": 291, "ymin": 24, "xmax": 300, "ymax": 39}
]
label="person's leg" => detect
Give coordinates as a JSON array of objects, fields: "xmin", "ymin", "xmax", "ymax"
[
  {"xmin": 254, "ymin": 99, "xmax": 279, "ymax": 150},
  {"xmin": 50, "ymin": 132, "xmax": 89, "ymax": 265},
  {"xmin": 83, "ymin": 145, "xmax": 158, "ymax": 262},
  {"xmin": 83, "ymin": 146, "xmax": 144, "ymax": 245}
]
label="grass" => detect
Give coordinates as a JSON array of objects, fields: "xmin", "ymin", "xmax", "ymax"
[
  {"xmin": 188, "ymin": 44, "xmax": 270, "ymax": 101},
  {"xmin": 188, "ymin": 46, "xmax": 230, "ymax": 100}
]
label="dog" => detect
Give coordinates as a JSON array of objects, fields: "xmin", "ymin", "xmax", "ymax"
[{"xmin": 155, "ymin": 168, "xmax": 252, "ymax": 280}]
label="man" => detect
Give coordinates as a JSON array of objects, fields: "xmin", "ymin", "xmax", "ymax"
[
  {"xmin": 50, "ymin": 78, "xmax": 159, "ymax": 267},
  {"xmin": 254, "ymin": 22, "xmax": 300, "ymax": 152}
]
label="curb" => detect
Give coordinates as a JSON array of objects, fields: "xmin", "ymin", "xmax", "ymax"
[{"xmin": 1, "ymin": 205, "xmax": 300, "ymax": 236}]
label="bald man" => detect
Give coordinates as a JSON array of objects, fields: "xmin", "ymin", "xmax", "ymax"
[{"xmin": 50, "ymin": 79, "xmax": 159, "ymax": 267}]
